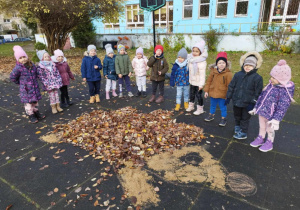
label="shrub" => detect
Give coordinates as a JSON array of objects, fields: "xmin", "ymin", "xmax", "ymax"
[{"xmin": 72, "ymin": 18, "xmax": 96, "ymax": 48}]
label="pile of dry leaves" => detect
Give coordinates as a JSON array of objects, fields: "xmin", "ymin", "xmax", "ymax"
[{"xmin": 53, "ymin": 107, "xmax": 205, "ymax": 169}]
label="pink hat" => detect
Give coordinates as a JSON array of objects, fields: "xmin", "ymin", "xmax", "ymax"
[
  {"xmin": 270, "ymin": 60, "xmax": 291, "ymax": 86},
  {"xmin": 193, "ymin": 39, "xmax": 205, "ymax": 53},
  {"xmin": 13, "ymin": 45, "xmax": 28, "ymax": 61},
  {"xmin": 136, "ymin": 47, "xmax": 143, "ymax": 56},
  {"xmin": 54, "ymin": 49, "xmax": 64, "ymax": 59}
]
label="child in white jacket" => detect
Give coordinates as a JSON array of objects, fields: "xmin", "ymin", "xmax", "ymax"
[
  {"xmin": 132, "ymin": 47, "xmax": 149, "ymax": 97},
  {"xmin": 186, "ymin": 39, "xmax": 208, "ymax": 115}
]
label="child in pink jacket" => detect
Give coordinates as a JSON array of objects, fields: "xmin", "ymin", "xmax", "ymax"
[{"xmin": 132, "ymin": 47, "xmax": 149, "ymax": 97}]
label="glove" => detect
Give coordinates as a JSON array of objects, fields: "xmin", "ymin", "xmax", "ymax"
[
  {"xmin": 224, "ymin": 98, "xmax": 231, "ymax": 106},
  {"xmin": 247, "ymin": 103, "xmax": 255, "ymax": 111},
  {"xmin": 268, "ymin": 119, "xmax": 280, "ymax": 130},
  {"xmin": 248, "ymin": 108, "xmax": 257, "ymax": 115}
]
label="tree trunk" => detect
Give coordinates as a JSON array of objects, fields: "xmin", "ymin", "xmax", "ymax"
[{"xmin": 43, "ymin": 27, "xmax": 69, "ymax": 54}]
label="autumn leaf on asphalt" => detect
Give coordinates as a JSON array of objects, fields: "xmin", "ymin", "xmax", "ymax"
[
  {"xmin": 47, "ymin": 191, "xmax": 54, "ymax": 196},
  {"xmin": 60, "ymin": 193, "xmax": 67, "ymax": 197},
  {"xmin": 154, "ymin": 187, "xmax": 160, "ymax": 192},
  {"xmin": 74, "ymin": 187, "xmax": 82, "ymax": 193},
  {"xmin": 5, "ymin": 204, "xmax": 13, "ymax": 210},
  {"xmin": 53, "ymin": 188, "xmax": 59, "ymax": 193},
  {"xmin": 39, "ymin": 165, "xmax": 49, "ymax": 170},
  {"xmin": 94, "ymin": 200, "xmax": 99, "ymax": 206},
  {"xmin": 35, "ymin": 131, "xmax": 41, "ymax": 134},
  {"xmin": 30, "ymin": 157, "xmax": 37, "ymax": 161}
]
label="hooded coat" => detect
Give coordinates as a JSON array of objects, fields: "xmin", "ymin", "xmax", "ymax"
[
  {"xmin": 254, "ymin": 81, "xmax": 295, "ymax": 121},
  {"xmin": 38, "ymin": 62, "xmax": 63, "ymax": 91},
  {"xmin": 115, "ymin": 53, "xmax": 133, "ymax": 75},
  {"xmin": 132, "ymin": 56, "xmax": 149, "ymax": 77},
  {"xmin": 55, "ymin": 62, "xmax": 74, "ymax": 86},
  {"xmin": 147, "ymin": 55, "xmax": 169, "ymax": 82},
  {"xmin": 226, "ymin": 51, "xmax": 263, "ymax": 107},
  {"xmin": 10, "ymin": 62, "xmax": 42, "ymax": 103},
  {"xmin": 203, "ymin": 61, "xmax": 232, "ymax": 99}
]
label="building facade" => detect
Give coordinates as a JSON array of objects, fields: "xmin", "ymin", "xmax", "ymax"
[
  {"xmin": 0, "ymin": 13, "xmax": 32, "ymax": 37},
  {"xmin": 94, "ymin": 0, "xmax": 300, "ymax": 34}
]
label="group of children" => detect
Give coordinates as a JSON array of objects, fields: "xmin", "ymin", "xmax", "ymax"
[{"xmin": 10, "ymin": 39, "xmax": 295, "ymax": 152}]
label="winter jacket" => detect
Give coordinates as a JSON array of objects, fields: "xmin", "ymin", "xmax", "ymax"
[
  {"xmin": 170, "ymin": 63, "xmax": 189, "ymax": 87},
  {"xmin": 55, "ymin": 61, "xmax": 74, "ymax": 86},
  {"xmin": 226, "ymin": 51, "xmax": 263, "ymax": 107},
  {"xmin": 147, "ymin": 55, "xmax": 169, "ymax": 82},
  {"xmin": 103, "ymin": 55, "xmax": 118, "ymax": 80},
  {"xmin": 203, "ymin": 62, "xmax": 232, "ymax": 99},
  {"xmin": 38, "ymin": 62, "xmax": 63, "ymax": 91},
  {"xmin": 254, "ymin": 81, "xmax": 295, "ymax": 121},
  {"xmin": 81, "ymin": 53, "xmax": 102, "ymax": 82},
  {"xmin": 132, "ymin": 56, "xmax": 149, "ymax": 77},
  {"xmin": 115, "ymin": 53, "xmax": 133, "ymax": 75},
  {"xmin": 187, "ymin": 49, "xmax": 208, "ymax": 88},
  {"xmin": 10, "ymin": 62, "xmax": 42, "ymax": 103}
]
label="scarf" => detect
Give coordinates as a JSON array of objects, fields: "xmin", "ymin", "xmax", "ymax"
[
  {"xmin": 154, "ymin": 53, "xmax": 164, "ymax": 60},
  {"xmin": 175, "ymin": 59, "xmax": 188, "ymax": 68},
  {"xmin": 40, "ymin": 61, "xmax": 53, "ymax": 71},
  {"xmin": 188, "ymin": 55, "xmax": 207, "ymax": 76}
]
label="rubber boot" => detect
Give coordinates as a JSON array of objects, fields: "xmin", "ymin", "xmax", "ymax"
[
  {"xmin": 184, "ymin": 102, "xmax": 189, "ymax": 109},
  {"xmin": 112, "ymin": 89, "xmax": 118, "ymax": 97},
  {"xmin": 174, "ymin": 104, "xmax": 180, "ymax": 111},
  {"xmin": 193, "ymin": 105, "xmax": 204, "ymax": 115},
  {"xmin": 106, "ymin": 91, "xmax": 110, "ymax": 100},
  {"xmin": 186, "ymin": 102, "xmax": 195, "ymax": 112}
]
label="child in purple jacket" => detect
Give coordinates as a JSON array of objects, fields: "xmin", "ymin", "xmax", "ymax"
[
  {"xmin": 52, "ymin": 49, "xmax": 75, "ymax": 108},
  {"xmin": 249, "ymin": 60, "xmax": 295, "ymax": 152},
  {"xmin": 10, "ymin": 46, "xmax": 45, "ymax": 123}
]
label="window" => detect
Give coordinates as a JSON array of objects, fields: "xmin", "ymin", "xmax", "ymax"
[
  {"xmin": 235, "ymin": 0, "xmax": 248, "ymax": 16},
  {"xmin": 3, "ymin": 19, "xmax": 11, "ymax": 23},
  {"xmin": 154, "ymin": 1, "xmax": 173, "ymax": 32},
  {"xmin": 216, "ymin": 0, "xmax": 228, "ymax": 17},
  {"xmin": 269, "ymin": 0, "xmax": 300, "ymax": 23},
  {"xmin": 199, "ymin": 0, "xmax": 210, "ymax": 18},
  {"xmin": 12, "ymin": 13, "xmax": 17, "ymax": 18},
  {"xmin": 183, "ymin": 0, "xmax": 193, "ymax": 19},
  {"xmin": 104, "ymin": 18, "xmax": 120, "ymax": 29},
  {"xmin": 126, "ymin": 4, "xmax": 144, "ymax": 28}
]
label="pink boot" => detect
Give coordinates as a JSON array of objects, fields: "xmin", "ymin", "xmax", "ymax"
[
  {"xmin": 112, "ymin": 89, "xmax": 118, "ymax": 97},
  {"xmin": 193, "ymin": 105, "xmax": 204, "ymax": 115},
  {"xmin": 106, "ymin": 91, "xmax": 110, "ymax": 100}
]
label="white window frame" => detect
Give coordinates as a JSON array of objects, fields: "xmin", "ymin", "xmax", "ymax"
[
  {"xmin": 104, "ymin": 18, "xmax": 120, "ymax": 30},
  {"xmin": 126, "ymin": 4, "xmax": 144, "ymax": 28},
  {"xmin": 183, "ymin": 0, "xmax": 193, "ymax": 19},
  {"xmin": 198, "ymin": 0, "xmax": 210, "ymax": 19},
  {"xmin": 215, "ymin": 0, "xmax": 228, "ymax": 18},
  {"xmin": 153, "ymin": 2, "xmax": 173, "ymax": 28},
  {"xmin": 12, "ymin": 13, "xmax": 17, "ymax": 18},
  {"xmin": 234, "ymin": 0, "xmax": 249, "ymax": 17},
  {"xmin": 3, "ymin": 19, "xmax": 11, "ymax": 23},
  {"xmin": 269, "ymin": 0, "xmax": 300, "ymax": 24}
]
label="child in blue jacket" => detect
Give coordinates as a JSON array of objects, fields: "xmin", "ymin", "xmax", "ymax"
[
  {"xmin": 103, "ymin": 44, "xmax": 118, "ymax": 99},
  {"xmin": 170, "ymin": 48, "xmax": 189, "ymax": 111},
  {"xmin": 81, "ymin": 45, "xmax": 103, "ymax": 103}
]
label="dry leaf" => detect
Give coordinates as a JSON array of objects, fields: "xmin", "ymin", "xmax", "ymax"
[
  {"xmin": 74, "ymin": 187, "xmax": 82, "ymax": 193},
  {"xmin": 6, "ymin": 204, "xmax": 13, "ymax": 210},
  {"xmin": 35, "ymin": 131, "xmax": 41, "ymax": 134},
  {"xmin": 53, "ymin": 188, "xmax": 59, "ymax": 193},
  {"xmin": 154, "ymin": 187, "xmax": 160, "ymax": 192},
  {"xmin": 30, "ymin": 157, "xmax": 37, "ymax": 161},
  {"xmin": 94, "ymin": 200, "xmax": 99, "ymax": 206},
  {"xmin": 60, "ymin": 193, "xmax": 67, "ymax": 197},
  {"xmin": 47, "ymin": 191, "xmax": 53, "ymax": 196}
]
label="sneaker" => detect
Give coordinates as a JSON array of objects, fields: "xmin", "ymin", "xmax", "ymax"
[
  {"xmin": 219, "ymin": 118, "xmax": 227, "ymax": 126},
  {"xmin": 259, "ymin": 139, "xmax": 273, "ymax": 152},
  {"xmin": 250, "ymin": 135, "xmax": 264, "ymax": 147},
  {"xmin": 119, "ymin": 92, "xmax": 123, "ymax": 98},
  {"xmin": 234, "ymin": 126, "xmax": 241, "ymax": 134},
  {"xmin": 128, "ymin": 92, "xmax": 134, "ymax": 97},
  {"xmin": 233, "ymin": 131, "xmax": 247, "ymax": 139},
  {"xmin": 29, "ymin": 114, "xmax": 38, "ymax": 124},
  {"xmin": 204, "ymin": 114, "xmax": 214, "ymax": 122}
]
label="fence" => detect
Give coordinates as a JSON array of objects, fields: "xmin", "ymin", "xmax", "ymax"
[{"xmin": 96, "ymin": 21, "xmax": 300, "ymax": 35}]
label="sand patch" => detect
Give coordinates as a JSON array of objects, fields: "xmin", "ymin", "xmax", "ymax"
[
  {"xmin": 147, "ymin": 146, "xmax": 226, "ymax": 190},
  {"xmin": 40, "ymin": 132, "xmax": 62, "ymax": 143},
  {"xmin": 119, "ymin": 163, "xmax": 160, "ymax": 206}
]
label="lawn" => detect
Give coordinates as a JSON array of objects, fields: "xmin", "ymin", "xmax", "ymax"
[{"xmin": 0, "ymin": 42, "xmax": 299, "ymax": 102}]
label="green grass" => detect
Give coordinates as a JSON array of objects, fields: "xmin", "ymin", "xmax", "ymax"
[{"xmin": 0, "ymin": 42, "xmax": 35, "ymax": 57}]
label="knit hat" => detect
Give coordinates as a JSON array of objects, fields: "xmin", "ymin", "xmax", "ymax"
[
  {"xmin": 105, "ymin": 44, "xmax": 114, "ymax": 55},
  {"xmin": 193, "ymin": 39, "xmax": 205, "ymax": 53},
  {"xmin": 177, "ymin": 48, "xmax": 188, "ymax": 59},
  {"xmin": 243, "ymin": 56, "xmax": 257, "ymax": 68},
  {"xmin": 270, "ymin": 60, "xmax": 291, "ymax": 86},
  {"xmin": 154, "ymin": 45, "xmax": 163, "ymax": 53},
  {"xmin": 13, "ymin": 45, "xmax": 28, "ymax": 61},
  {"xmin": 54, "ymin": 49, "xmax": 64, "ymax": 59},
  {"xmin": 117, "ymin": 44, "xmax": 125, "ymax": 53},
  {"xmin": 216, "ymin": 51, "xmax": 227, "ymax": 65},
  {"xmin": 136, "ymin": 47, "xmax": 144, "ymax": 56},
  {"xmin": 36, "ymin": 49, "xmax": 49, "ymax": 61},
  {"xmin": 87, "ymin": 45, "xmax": 96, "ymax": 53}
]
